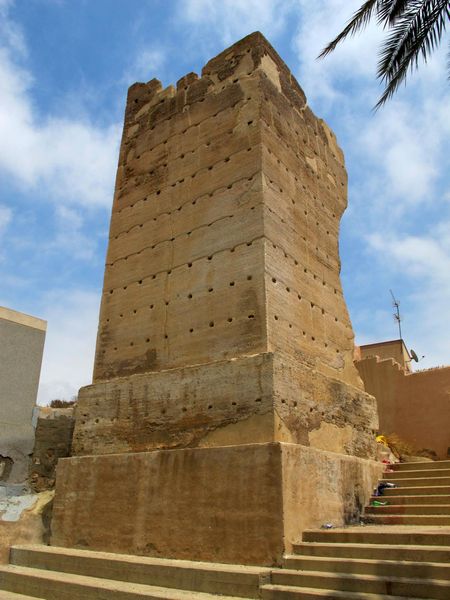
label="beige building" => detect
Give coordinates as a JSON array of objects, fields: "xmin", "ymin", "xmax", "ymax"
[
  {"xmin": 356, "ymin": 339, "xmax": 450, "ymax": 460},
  {"xmin": 0, "ymin": 306, "xmax": 46, "ymax": 483}
]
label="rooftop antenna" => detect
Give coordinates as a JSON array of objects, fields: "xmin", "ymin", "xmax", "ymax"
[{"xmin": 390, "ymin": 289, "xmax": 402, "ymax": 340}]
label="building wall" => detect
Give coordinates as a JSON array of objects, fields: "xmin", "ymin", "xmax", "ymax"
[
  {"xmin": 356, "ymin": 356, "xmax": 450, "ymax": 459},
  {"xmin": 93, "ymin": 31, "xmax": 361, "ymax": 390},
  {"xmin": 359, "ymin": 339, "xmax": 412, "ymax": 372},
  {"xmin": 72, "ymin": 33, "xmax": 378, "ymax": 459},
  {"xmin": 0, "ymin": 306, "xmax": 46, "ymax": 483},
  {"xmin": 30, "ymin": 407, "xmax": 75, "ymax": 492}
]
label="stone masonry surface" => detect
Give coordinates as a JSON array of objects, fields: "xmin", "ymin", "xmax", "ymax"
[{"xmin": 73, "ymin": 32, "xmax": 378, "ymax": 459}]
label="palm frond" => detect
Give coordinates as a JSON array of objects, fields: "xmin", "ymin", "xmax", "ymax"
[
  {"xmin": 378, "ymin": 1, "xmax": 449, "ymax": 81},
  {"xmin": 375, "ymin": 1, "xmax": 450, "ymax": 108},
  {"xmin": 319, "ymin": 0, "xmax": 450, "ymax": 107},
  {"xmin": 377, "ymin": 0, "xmax": 411, "ymax": 25},
  {"xmin": 318, "ymin": 0, "xmax": 380, "ymax": 58}
]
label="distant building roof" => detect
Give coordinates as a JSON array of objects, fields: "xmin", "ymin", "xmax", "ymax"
[{"xmin": 0, "ymin": 306, "xmax": 47, "ymax": 332}]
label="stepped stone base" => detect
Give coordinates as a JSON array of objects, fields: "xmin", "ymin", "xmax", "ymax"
[
  {"xmin": 74, "ymin": 352, "xmax": 378, "ymax": 459},
  {"xmin": 51, "ymin": 442, "xmax": 381, "ymax": 566}
]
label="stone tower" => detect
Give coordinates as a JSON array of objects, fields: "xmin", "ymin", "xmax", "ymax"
[{"xmin": 52, "ymin": 33, "xmax": 380, "ymax": 566}]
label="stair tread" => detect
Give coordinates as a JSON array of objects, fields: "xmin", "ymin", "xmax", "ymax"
[
  {"xmin": 368, "ymin": 503, "xmax": 450, "ymax": 506},
  {"xmin": 262, "ymin": 583, "xmax": 432, "ymax": 599},
  {"xmin": 294, "ymin": 541, "xmax": 450, "ymax": 551},
  {"xmin": 284, "ymin": 554, "xmax": 450, "ymax": 568},
  {"xmin": 10, "ymin": 544, "xmax": 264, "ymax": 575},
  {"xmin": 0, "ymin": 592, "xmax": 42, "ymax": 600},
  {"xmin": 272, "ymin": 568, "xmax": 450, "ymax": 585},
  {"xmin": 393, "ymin": 461, "xmax": 450, "ymax": 470},
  {"xmin": 365, "ymin": 516, "xmax": 450, "ymax": 520},
  {"xmin": 0, "ymin": 565, "xmax": 244, "ymax": 599},
  {"xmin": 383, "ymin": 468, "xmax": 450, "ymax": 478},
  {"xmin": 383, "ymin": 485, "xmax": 450, "ymax": 490},
  {"xmin": 383, "ymin": 476, "xmax": 450, "ymax": 481},
  {"xmin": 371, "ymin": 495, "xmax": 450, "ymax": 499}
]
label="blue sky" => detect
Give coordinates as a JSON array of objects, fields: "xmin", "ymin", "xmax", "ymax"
[{"xmin": 0, "ymin": 0, "xmax": 449, "ymax": 404}]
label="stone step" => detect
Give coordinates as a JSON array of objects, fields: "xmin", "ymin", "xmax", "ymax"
[
  {"xmin": 0, "ymin": 592, "xmax": 40, "ymax": 600},
  {"xmin": 292, "ymin": 541, "xmax": 450, "ymax": 563},
  {"xmin": 363, "ymin": 515, "xmax": 450, "ymax": 526},
  {"xmin": 302, "ymin": 529, "xmax": 450, "ymax": 546},
  {"xmin": 366, "ymin": 504, "xmax": 450, "ymax": 515},
  {"xmin": 268, "ymin": 569, "xmax": 450, "ymax": 599},
  {"xmin": 382, "ymin": 476, "xmax": 450, "ymax": 487},
  {"xmin": 383, "ymin": 469, "xmax": 450, "ymax": 480},
  {"xmin": 0, "ymin": 565, "xmax": 245, "ymax": 600},
  {"xmin": 382, "ymin": 485, "xmax": 450, "ymax": 496},
  {"xmin": 392, "ymin": 461, "xmax": 450, "ymax": 472},
  {"xmin": 9, "ymin": 545, "xmax": 263, "ymax": 599},
  {"xmin": 371, "ymin": 494, "xmax": 450, "ymax": 504},
  {"xmin": 261, "ymin": 583, "xmax": 432, "ymax": 600},
  {"xmin": 283, "ymin": 554, "xmax": 450, "ymax": 580}
]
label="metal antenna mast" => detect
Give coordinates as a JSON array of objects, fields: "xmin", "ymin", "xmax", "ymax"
[{"xmin": 390, "ymin": 289, "xmax": 402, "ymax": 340}]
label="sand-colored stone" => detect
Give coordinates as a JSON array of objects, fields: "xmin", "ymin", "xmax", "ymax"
[
  {"xmin": 51, "ymin": 32, "xmax": 381, "ymax": 566},
  {"xmin": 52, "ymin": 443, "xmax": 381, "ymax": 566},
  {"xmin": 71, "ymin": 32, "xmax": 377, "ymax": 460},
  {"xmin": 74, "ymin": 351, "xmax": 377, "ymax": 458},
  {"xmin": 29, "ymin": 407, "xmax": 75, "ymax": 492},
  {"xmin": 93, "ymin": 33, "xmax": 356, "ymax": 387}
]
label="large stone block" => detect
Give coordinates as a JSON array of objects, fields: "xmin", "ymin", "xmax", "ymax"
[
  {"xmin": 73, "ymin": 351, "xmax": 377, "ymax": 458},
  {"xmin": 51, "ymin": 443, "xmax": 382, "ymax": 566}
]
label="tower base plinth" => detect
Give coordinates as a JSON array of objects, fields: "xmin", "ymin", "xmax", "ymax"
[{"xmin": 51, "ymin": 442, "xmax": 382, "ymax": 566}]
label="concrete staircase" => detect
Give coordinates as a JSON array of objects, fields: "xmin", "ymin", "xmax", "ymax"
[
  {"xmin": 0, "ymin": 460, "xmax": 449, "ymax": 599},
  {"xmin": 365, "ymin": 459, "xmax": 450, "ymax": 525}
]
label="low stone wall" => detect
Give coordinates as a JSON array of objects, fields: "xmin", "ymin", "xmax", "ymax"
[
  {"xmin": 30, "ymin": 408, "xmax": 75, "ymax": 492},
  {"xmin": 51, "ymin": 442, "xmax": 382, "ymax": 566}
]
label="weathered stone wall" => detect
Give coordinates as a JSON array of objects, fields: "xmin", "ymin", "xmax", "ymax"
[
  {"xmin": 29, "ymin": 407, "xmax": 75, "ymax": 492},
  {"xmin": 52, "ymin": 33, "xmax": 381, "ymax": 565},
  {"xmin": 52, "ymin": 443, "xmax": 382, "ymax": 566},
  {"xmin": 94, "ymin": 49, "xmax": 266, "ymax": 382},
  {"xmin": 0, "ymin": 306, "xmax": 46, "ymax": 483},
  {"xmin": 93, "ymin": 32, "xmax": 360, "ymax": 388},
  {"xmin": 72, "ymin": 32, "xmax": 377, "ymax": 459},
  {"xmin": 74, "ymin": 351, "xmax": 377, "ymax": 458}
]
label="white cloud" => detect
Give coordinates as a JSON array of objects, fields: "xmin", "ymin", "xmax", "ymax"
[
  {"xmin": 369, "ymin": 226, "xmax": 450, "ymax": 284},
  {"xmin": 37, "ymin": 289, "xmax": 100, "ymax": 405},
  {"xmin": 123, "ymin": 46, "xmax": 166, "ymax": 85},
  {"xmin": 0, "ymin": 6, "xmax": 121, "ymax": 208},
  {"xmin": 0, "ymin": 204, "xmax": 12, "ymax": 235},
  {"xmin": 0, "ymin": 203, "xmax": 12, "ymax": 262},
  {"xmin": 294, "ymin": 0, "xmax": 383, "ymax": 106},
  {"xmin": 0, "ymin": 0, "xmax": 26, "ymax": 56},
  {"xmin": 46, "ymin": 206, "xmax": 98, "ymax": 261},
  {"xmin": 367, "ymin": 225, "xmax": 450, "ymax": 367},
  {"xmin": 178, "ymin": 0, "xmax": 295, "ymax": 45}
]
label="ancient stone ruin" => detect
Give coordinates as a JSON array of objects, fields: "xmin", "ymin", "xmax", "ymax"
[{"xmin": 51, "ymin": 32, "xmax": 380, "ymax": 566}]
